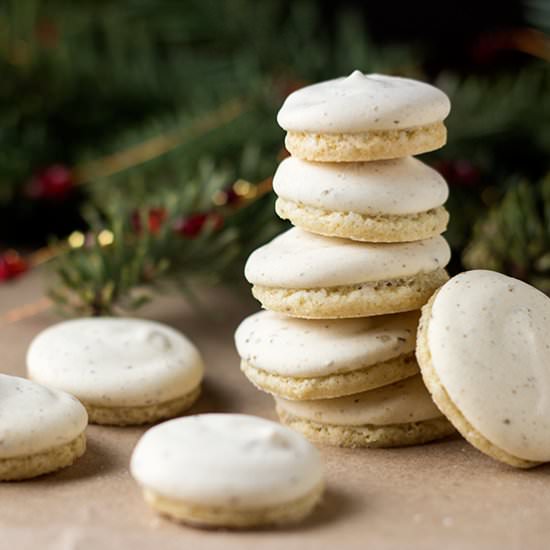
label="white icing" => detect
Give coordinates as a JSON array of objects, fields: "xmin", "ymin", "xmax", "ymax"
[
  {"xmin": 275, "ymin": 375, "xmax": 442, "ymax": 426},
  {"xmin": 245, "ymin": 228, "xmax": 450, "ymax": 288},
  {"xmin": 0, "ymin": 374, "xmax": 87, "ymax": 458},
  {"xmin": 27, "ymin": 318, "xmax": 204, "ymax": 407},
  {"xmin": 130, "ymin": 414, "xmax": 323, "ymax": 507},
  {"xmin": 277, "ymin": 70, "xmax": 450, "ymax": 133},
  {"xmin": 235, "ymin": 310, "xmax": 418, "ymax": 377},
  {"xmin": 273, "ymin": 156, "xmax": 448, "ymax": 215},
  {"xmin": 427, "ymin": 270, "xmax": 550, "ymax": 462}
]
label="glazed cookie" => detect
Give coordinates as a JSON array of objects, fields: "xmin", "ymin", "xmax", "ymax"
[
  {"xmin": 245, "ymin": 228, "xmax": 450, "ymax": 319},
  {"xmin": 0, "ymin": 374, "xmax": 87, "ymax": 481},
  {"xmin": 130, "ymin": 414, "xmax": 324, "ymax": 528},
  {"xmin": 27, "ymin": 318, "xmax": 204, "ymax": 426},
  {"xmin": 276, "ymin": 375, "xmax": 454, "ymax": 448},
  {"xmin": 416, "ymin": 270, "xmax": 550, "ymax": 468},
  {"xmin": 277, "ymin": 70, "xmax": 450, "ymax": 162},
  {"xmin": 273, "ymin": 156, "xmax": 449, "ymax": 242},
  {"xmin": 235, "ymin": 310, "xmax": 420, "ymax": 400}
]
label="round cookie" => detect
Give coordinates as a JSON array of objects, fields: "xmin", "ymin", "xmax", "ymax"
[
  {"xmin": 0, "ymin": 374, "xmax": 87, "ymax": 481},
  {"xmin": 235, "ymin": 310, "xmax": 420, "ymax": 400},
  {"xmin": 273, "ymin": 156, "xmax": 449, "ymax": 243},
  {"xmin": 277, "ymin": 70, "xmax": 450, "ymax": 162},
  {"xmin": 130, "ymin": 414, "xmax": 324, "ymax": 528},
  {"xmin": 27, "ymin": 318, "xmax": 204, "ymax": 426},
  {"xmin": 416, "ymin": 270, "xmax": 550, "ymax": 468},
  {"xmin": 276, "ymin": 375, "xmax": 454, "ymax": 448},
  {"xmin": 245, "ymin": 227, "xmax": 450, "ymax": 319}
]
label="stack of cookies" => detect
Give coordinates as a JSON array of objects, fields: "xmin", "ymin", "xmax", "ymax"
[{"xmin": 236, "ymin": 70, "xmax": 456, "ymax": 448}]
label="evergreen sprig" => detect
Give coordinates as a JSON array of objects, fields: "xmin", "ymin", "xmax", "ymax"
[
  {"xmin": 463, "ymin": 175, "xmax": 550, "ymax": 292},
  {"xmin": 48, "ymin": 173, "xmax": 282, "ymax": 316}
]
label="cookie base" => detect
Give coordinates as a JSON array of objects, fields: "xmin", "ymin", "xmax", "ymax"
[
  {"xmin": 241, "ymin": 353, "xmax": 418, "ymax": 400},
  {"xmin": 277, "ymin": 408, "xmax": 454, "ymax": 448},
  {"xmin": 285, "ymin": 122, "xmax": 446, "ymax": 162},
  {"xmin": 275, "ymin": 198, "xmax": 449, "ymax": 243},
  {"xmin": 251, "ymin": 269, "xmax": 449, "ymax": 319},
  {"xmin": 142, "ymin": 482, "xmax": 324, "ymax": 528},
  {"xmin": 84, "ymin": 385, "xmax": 201, "ymax": 426},
  {"xmin": 0, "ymin": 432, "xmax": 86, "ymax": 481},
  {"xmin": 416, "ymin": 294, "xmax": 539, "ymax": 468}
]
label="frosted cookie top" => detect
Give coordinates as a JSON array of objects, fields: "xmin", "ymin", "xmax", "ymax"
[
  {"xmin": 131, "ymin": 414, "xmax": 323, "ymax": 507},
  {"xmin": 0, "ymin": 374, "xmax": 87, "ymax": 458},
  {"xmin": 277, "ymin": 70, "xmax": 451, "ymax": 133},
  {"xmin": 273, "ymin": 156, "xmax": 449, "ymax": 215},
  {"xmin": 276, "ymin": 375, "xmax": 442, "ymax": 426},
  {"xmin": 245, "ymin": 228, "xmax": 450, "ymax": 288},
  {"xmin": 235, "ymin": 310, "xmax": 418, "ymax": 377},
  {"xmin": 27, "ymin": 318, "xmax": 204, "ymax": 408},
  {"xmin": 427, "ymin": 270, "xmax": 550, "ymax": 462}
]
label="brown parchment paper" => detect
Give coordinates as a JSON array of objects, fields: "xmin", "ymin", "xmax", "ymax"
[{"xmin": 1, "ymin": 271, "xmax": 549, "ymax": 550}]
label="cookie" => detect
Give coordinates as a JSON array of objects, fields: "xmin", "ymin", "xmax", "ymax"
[
  {"xmin": 130, "ymin": 414, "xmax": 324, "ymax": 528},
  {"xmin": 416, "ymin": 270, "xmax": 550, "ymax": 468},
  {"xmin": 276, "ymin": 375, "xmax": 454, "ymax": 448},
  {"xmin": 275, "ymin": 375, "xmax": 454, "ymax": 448},
  {"xmin": 277, "ymin": 70, "xmax": 450, "ymax": 162},
  {"xmin": 273, "ymin": 156, "xmax": 449, "ymax": 242},
  {"xmin": 235, "ymin": 310, "xmax": 420, "ymax": 400},
  {"xmin": 27, "ymin": 318, "xmax": 204, "ymax": 426},
  {"xmin": 245, "ymin": 228, "xmax": 450, "ymax": 319},
  {"xmin": 0, "ymin": 374, "xmax": 87, "ymax": 480}
]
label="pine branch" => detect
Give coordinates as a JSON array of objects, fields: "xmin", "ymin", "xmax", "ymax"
[
  {"xmin": 48, "ymin": 180, "xmax": 281, "ymax": 316},
  {"xmin": 463, "ymin": 175, "xmax": 550, "ymax": 293}
]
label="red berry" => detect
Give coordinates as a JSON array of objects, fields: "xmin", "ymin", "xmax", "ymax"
[
  {"xmin": 174, "ymin": 212, "xmax": 224, "ymax": 238},
  {"xmin": 147, "ymin": 208, "xmax": 166, "ymax": 234},
  {"xmin": 0, "ymin": 257, "xmax": 10, "ymax": 281},
  {"xmin": 0, "ymin": 252, "xmax": 28, "ymax": 282},
  {"xmin": 433, "ymin": 159, "xmax": 480, "ymax": 187},
  {"xmin": 174, "ymin": 213, "xmax": 208, "ymax": 238},
  {"xmin": 224, "ymin": 188, "xmax": 241, "ymax": 205},
  {"xmin": 131, "ymin": 208, "xmax": 166, "ymax": 234},
  {"xmin": 26, "ymin": 164, "xmax": 74, "ymax": 200}
]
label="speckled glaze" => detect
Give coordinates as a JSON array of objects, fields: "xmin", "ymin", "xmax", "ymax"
[
  {"xmin": 0, "ymin": 374, "xmax": 87, "ymax": 458},
  {"xmin": 277, "ymin": 70, "xmax": 450, "ymax": 133},
  {"xmin": 275, "ymin": 375, "xmax": 442, "ymax": 426},
  {"xmin": 244, "ymin": 228, "xmax": 450, "ymax": 288},
  {"xmin": 235, "ymin": 310, "xmax": 418, "ymax": 377},
  {"xmin": 130, "ymin": 414, "xmax": 323, "ymax": 507},
  {"xmin": 427, "ymin": 270, "xmax": 550, "ymax": 462},
  {"xmin": 273, "ymin": 156, "xmax": 448, "ymax": 216},
  {"xmin": 27, "ymin": 318, "xmax": 204, "ymax": 407}
]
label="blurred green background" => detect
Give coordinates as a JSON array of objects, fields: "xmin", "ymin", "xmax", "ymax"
[{"xmin": 0, "ymin": 0, "xmax": 549, "ymax": 313}]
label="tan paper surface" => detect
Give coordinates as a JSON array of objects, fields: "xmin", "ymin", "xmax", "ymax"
[{"xmin": 1, "ymin": 272, "xmax": 549, "ymax": 549}]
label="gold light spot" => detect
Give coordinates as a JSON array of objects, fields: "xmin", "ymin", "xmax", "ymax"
[
  {"xmin": 98, "ymin": 230, "xmax": 114, "ymax": 246},
  {"xmin": 233, "ymin": 179, "xmax": 252, "ymax": 196},
  {"xmin": 212, "ymin": 190, "xmax": 228, "ymax": 206},
  {"xmin": 68, "ymin": 231, "xmax": 85, "ymax": 248}
]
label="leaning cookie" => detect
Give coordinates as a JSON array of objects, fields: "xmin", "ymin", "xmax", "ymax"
[
  {"xmin": 276, "ymin": 375, "xmax": 454, "ymax": 448},
  {"xmin": 27, "ymin": 318, "xmax": 204, "ymax": 426},
  {"xmin": 245, "ymin": 228, "xmax": 450, "ymax": 319},
  {"xmin": 277, "ymin": 70, "xmax": 450, "ymax": 162},
  {"xmin": 416, "ymin": 270, "xmax": 550, "ymax": 468},
  {"xmin": 130, "ymin": 414, "xmax": 324, "ymax": 528},
  {"xmin": 235, "ymin": 310, "xmax": 420, "ymax": 400},
  {"xmin": 0, "ymin": 374, "xmax": 87, "ymax": 481},
  {"xmin": 274, "ymin": 156, "xmax": 449, "ymax": 243}
]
